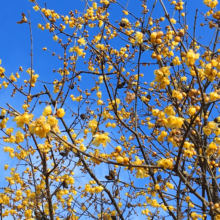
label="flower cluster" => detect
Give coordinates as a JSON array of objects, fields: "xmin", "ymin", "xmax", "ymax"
[
  {"xmin": 29, "ymin": 116, "xmax": 51, "ymax": 138},
  {"xmin": 203, "ymin": 0, "xmax": 218, "ymax": 8},
  {"xmin": 157, "ymin": 158, "xmax": 174, "ymax": 169},
  {"xmin": 135, "ymin": 31, "xmax": 144, "ymax": 44},
  {"xmin": 85, "ymin": 184, "xmax": 104, "ymax": 194},
  {"xmin": 153, "ymin": 66, "xmax": 170, "ymax": 89},
  {"xmin": 13, "ymin": 113, "xmax": 34, "ymax": 128},
  {"xmin": 184, "ymin": 49, "xmax": 200, "ymax": 67}
]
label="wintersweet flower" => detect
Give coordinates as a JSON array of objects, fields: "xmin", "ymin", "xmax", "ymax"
[
  {"xmin": 206, "ymin": 142, "xmax": 217, "ymax": 155},
  {"xmin": 47, "ymin": 116, "xmax": 58, "ymax": 126},
  {"xmin": 13, "ymin": 113, "xmax": 34, "ymax": 128},
  {"xmin": 172, "ymin": 90, "xmax": 183, "ymax": 100},
  {"xmin": 1, "ymin": 109, "xmax": 6, "ymax": 115},
  {"xmin": 24, "ymin": 209, "xmax": 32, "ymax": 218},
  {"xmin": 97, "ymin": 100, "xmax": 103, "ymax": 105},
  {"xmin": 152, "ymin": 109, "xmax": 159, "ymax": 116},
  {"xmin": 203, "ymin": 126, "xmax": 212, "ymax": 136},
  {"xmin": 151, "ymin": 199, "xmax": 160, "ymax": 208},
  {"xmin": 77, "ymin": 37, "xmax": 86, "ymax": 46},
  {"xmin": 164, "ymin": 106, "xmax": 175, "ymax": 116},
  {"xmin": 188, "ymin": 106, "xmax": 197, "ymax": 116},
  {"xmin": 166, "ymin": 116, "xmax": 184, "ymax": 128},
  {"xmin": 15, "ymin": 131, "xmax": 24, "ymax": 143},
  {"xmin": 166, "ymin": 182, "xmax": 174, "ymax": 189},
  {"xmin": 33, "ymin": 5, "xmax": 39, "ymax": 11},
  {"xmin": 135, "ymin": 31, "xmax": 143, "ymax": 44},
  {"xmin": 4, "ymin": 164, "xmax": 9, "ymax": 170},
  {"xmin": 173, "ymin": 56, "xmax": 181, "ymax": 66},
  {"xmin": 42, "ymin": 105, "xmax": 52, "ymax": 116},
  {"xmin": 53, "ymin": 35, "xmax": 58, "ymax": 41},
  {"xmin": 157, "ymin": 158, "xmax": 173, "ymax": 169},
  {"xmin": 29, "ymin": 116, "xmax": 51, "ymax": 138},
  {"xmin": 203, "ymin": 0, "xmax": 218, "ymax": 8},
  {"xmin": 92, "ymin": 133, "xmax": 110, "ymax": 147},
  {"xmin": 88, "ymin": 119, "xmax": 98, "ymax": 134},
  {"xmin": 150, "ymin": 32, "xmax": 157, "ymax": 43},
  {"xmin": 183, "ymin": 141, "xmax": 191, "ymax": 149},
  {"xmin": 185, "ymin": 49, "xmax": 200, "ymax": 67},
  {"xmin": 96, "ymin": 91, "xmax": 102, "ymax": 99},
  {"xmin": 210, "ymin": 91, "xmax": 220, "ymax": 101},
  {"xmin": 157, "ymin": 131, "xmax": 167, "ymax": 142},
  {"xmin": 56, "ymin": 108, "xmax": 65, "ymax": 118}
]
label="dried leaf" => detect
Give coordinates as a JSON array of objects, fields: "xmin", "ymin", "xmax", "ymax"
[
  {"xmin": 125, "ymin": 91, "xmax": 135, "ymax": 104},
  {"xmin": 17, "ymin": 13, "xmax": 28, "ymax": 24}
]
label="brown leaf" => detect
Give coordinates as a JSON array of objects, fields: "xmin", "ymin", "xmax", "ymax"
[
  {"xmin": 125, "ymin": 91, "xmax": 135, "ymax": 104},
  {"xmin": 114, "ymin": 189, "xmax": 119, "ymax": 197},
  {"xmin": 17, "ymin": 13, "xmax": 28, "ymax": 24},
  {"xmin": 109, "ymin": 170, "xmax": 115, "ymax": 180}
]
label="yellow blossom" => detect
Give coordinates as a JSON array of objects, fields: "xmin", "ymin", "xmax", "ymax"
[
  {"xmin": 56, "ymin": 108, "xmax": 65, "ymax": 118},
  {"xmin": 42, "ymin": 105, "xmax": 52, "ymax": 116},
  {"xmin": 92, "ymin": 133, "xmax": 110, "ymax": 147}
]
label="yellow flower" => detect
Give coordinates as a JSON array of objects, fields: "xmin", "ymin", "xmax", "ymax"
[
  {"xmin": 4, "ymin": 164, "xmax": 9, "ymax": 170},
  {"xmin": 166, "ymin": 116, "xmax": 184, "ymax": 128},
  {"xmin": 161, "ymin": 204, "xmax": 167, "ymax": 211},
  {"xmin": 47, "ymin": 116, "xmax": 58, "ymax": 126},
  {"xmin": 88, "ymin": 119, "xmax": 98, "ymax": 134},
  {"xmin": 1, "ymin": 109, "xmax": 6, "ymax": 115},
  {"xmin": 157, "ymin": 131, "xmax": 167, "ymax": 142},
  {"xmin": 185, "ymin": 49, "xmax": 200, "ymax": 67},
  {"xmin": 188, "ymin": 106, "xmax": 196, "ymax": 116},
  {"xmin": 15, "ymin": 131, "xmax": 24, "ymax": 143},
  {"xmin": 189, "ymin": 202, "xmax": 194, "ymax": 208},
  {"xmin": 172, "ymin": 90, "xmax": 183, "ymax": 100},
  {"xmin": 77, "ymin": 37, "xmax": 87, "ymax": 46},
  {"xmin": 42, "ymin": 105, "xmax": 52, "ymax": 116},
  {"xmin": 183, "ymin": 141, "xmax": 191, "ymax": 149},
  {"xmin": 154, "ymin": 184, "xmax": 160, "ymax": 190},
  {"xmin": 123, "ymin": 10, "xmax": 129, "ymax": 15},
  {"xmin": 116, "ymin": 156, "xmax": 124, "ymax": 163},
  {"xmin": 92, "ymin": 133, "xmax": 110, "ymax": 147},
  {"xmin": 53, "ymin": 35, "xmax": 58, "ymax": 41},
  {"xmin": 97, "ymin": 91, "xmax": 102, "ymax": 99},
  {"xmin": 24, "ymin": 209, "xmax": 32, "ymax": 218},
  {"xmin": 56, "ymin": 108, "xmax": 65, "ymax": 118},
  {"xmin": 185, "ymin": 196, "xmax": 190, "ymax": 202},
  {"xmin": 170, "ymin": 18, "xmax": 176, "ymax": 24},
  {"xmin": 157, "ymin": 158, "xmax": 173, "ymax": 169},
  {"xmin": 152, "ymin": 109, "xmax": 159, "ymax": 116},
  {"xmin": 210, "ymin": 92, "xmax": 219, "ymax": 101},
  {"xmin": 203, "ymin": 0, "xmax": 218, "ymax": 8},
  {"xmin": 151, "ymin": 199, "xmax": 160, "ymax": 208},
  {"xmin": 13, "ymin": 113, "xmax": 34, "ymax": 128},
  {"xmin": 173, "ymin": 56, "xmax": 181, "ymax": 66},
  {"xmin": 135, "ymin": 31, "xmax": 143, "ymax": 44},
  {"xmin": 203, "ymin": 126, "xmax": 212, "ymax": 136},
  {"xmin": 206, "ymin": 142, "xmax": 217, "ymax": 155},
  {"xmin": 166, "ymin": 182, "xmax": 174, "ymax": 189},
  {"xmin": 46, "ymin": 23, "xmax": 50, "ymax": 29},
  {"xmin": 29, "ymin": 116, "xmax": 51, "ymax": 138},
  {"xmin": 97, "ymin": 99, "xmax": 103, "ymax": 105},
  {"xmin": 33, "ymin": 5, "xmax": 39, "ymax": 11},
  {"xmin": 84, "ymin": 128, "xmax": 89, "ymax": 135},
  {"xmin": 164, "ymin": 106, "xmax": 175, "ymax": 116}
]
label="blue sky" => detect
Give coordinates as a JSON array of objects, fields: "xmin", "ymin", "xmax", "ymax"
[{"xmin": 0, "ymin": 0, "xmax": 217, "ymax": 220}]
